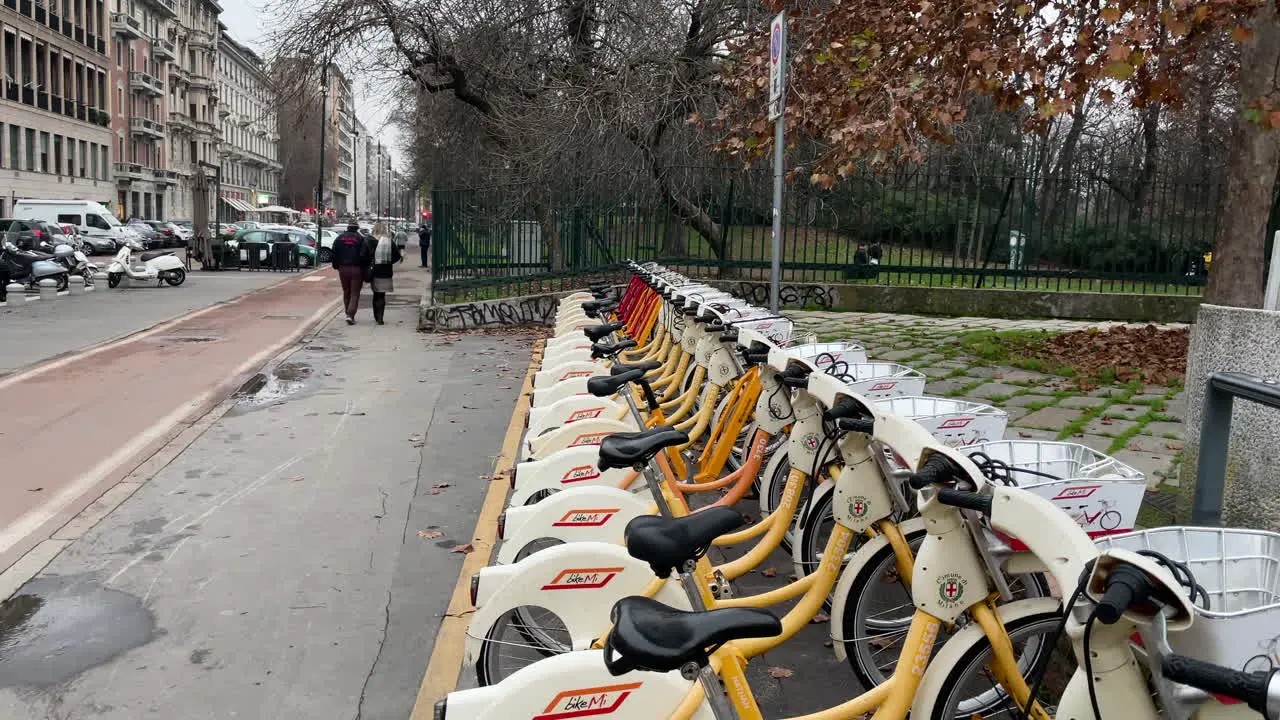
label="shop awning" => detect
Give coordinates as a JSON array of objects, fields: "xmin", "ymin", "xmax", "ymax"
[
  {"xmin": 251, "ymin": 205, "xmax": 300, "ymax": 214},
  {"xmin": 221, "ymin": 196, "xmax": 254, "ymax": 213}
]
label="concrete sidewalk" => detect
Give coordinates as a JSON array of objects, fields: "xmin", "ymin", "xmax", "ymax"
[{"xmin": 0, "ymin": 302, "xmax": 537, "ymax": 719}]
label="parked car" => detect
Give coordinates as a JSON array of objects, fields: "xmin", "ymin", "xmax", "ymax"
[
  {"xmin": 0, "ymin": 219, "xmax": 68, "ymax": 251},
  {"xmin": 125, "ymin": 220, "xmax": 165, "ymax": 250},
  {"xmin": 11, "ymin": 200, "xmax": 134, "ymax": 252},
  {"xmin": 164, "ymin": 221, "xmax": 192, "ymax": 246},
  {"xmin": 225, "ymin": 227, "xmax": 317, "ymax": 267}
]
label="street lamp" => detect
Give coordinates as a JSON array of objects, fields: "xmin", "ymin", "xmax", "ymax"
[
  {"xmin": 353, "ymin": 128, "xmax": 360, "ymax": 216},
  {"xmin": 316, "ymin": 65, "xmax": 329, "ymax": 228}
]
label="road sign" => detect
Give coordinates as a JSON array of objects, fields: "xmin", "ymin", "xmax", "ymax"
[{"xmin": 768, "ymin": 12, "xmax": 786, "ymax": 121}]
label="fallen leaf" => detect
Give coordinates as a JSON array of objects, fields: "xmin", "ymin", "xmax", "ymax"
[
  {"xmin": 868, "ymin": 635, "xmax": 898, "ymax": 648},
  {"xmin": 287, "ymin": 475, "xmax": 305, "ymax": 482},
  {"xmin": 27, "ymin": 487, "xmax": 43, "ymax": 492},
  {"xmin": 498, "ymin": 386, "xmax": 512, "ymax": 390},
  {"xmin": 418, "ymin": 530, "xmax": 444, "ymax": 539},
  {"xmin": 1017, "ymin": 431, "xmax": 1033, "ymax": 438},
  {"xmin": 1166, "ymin": 442, "xmax": 1184, "ymax": 450},
  {"xmin": 761, "ymin": 567, "xmax": 777, "ymax": 578},
  {"xmin": 451, "ymin": 543, "xmax": 474, "ymax": 554},
  {"xmin": 434, "ymin": 482, "xmax": 451, "ymax": 489},
  {"xmin": 811, "ymin": 612, "xmax": 830, "ymax": 624},
  {"xmin": 768, "ymin": 666, "xmax": 794, "ymax": 679},
  {"xmin": 430, "ymin": 489, "xmax": 441, "ymax": 495},
  {"xmin": 1101, "ymin": 417, "xmax": 1114, "ymax": 425}
]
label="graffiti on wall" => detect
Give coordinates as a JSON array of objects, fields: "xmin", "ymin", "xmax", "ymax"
[
  {"xmin": 421, "ymin": 294, "xmax": 561, "ymax": 331},
  {"xmin": 715, "ymin": 282, "xmax": 837, "ymax": 310}
]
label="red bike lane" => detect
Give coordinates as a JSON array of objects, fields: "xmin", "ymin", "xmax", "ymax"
[{"xmin": 0, "ymin": 271, "xmax": 341, "ymax": 572}]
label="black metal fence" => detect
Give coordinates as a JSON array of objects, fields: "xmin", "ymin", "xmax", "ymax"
[{"xmin": 431, "ymin": 146, "xmax": 1227, "ymax": 304}]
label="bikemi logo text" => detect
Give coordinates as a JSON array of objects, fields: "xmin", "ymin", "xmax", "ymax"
[
  {"xmin": 533, "ymin": 682, "xmax": 644, "ymax": 720},
  {"xmin": 566, "ymin": 407, "xmax": 605, "ymax": 423},
  {"xmin": 561, "ymin": 465, "xmax": 602, "ymax": 484},
  {"xmin": 552, "ymin": 508, "xmax": 620, "ymax": 527},
  {"xmin": 542, "ymin": 567, "xmax": 625, "ymax": 590}
]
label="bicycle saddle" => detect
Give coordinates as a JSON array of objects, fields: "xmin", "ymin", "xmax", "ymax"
[
  {"xmin": 583, "ymin": 322, "xmax": 624, "ymax": 342},
  {"xmin": 603, "ymin": 596, "xmax": 781, "ymax": 675},
  {"xmin": 581, "ymin": 299, "xmax": 617, "ymax": 316},
  {"xmin": 591, "ymin": 339, "xmax": 637, "ymax": 358},
  {"xmin": 587, "ymin": 368, "xmax": 645, "ymax": 397},
  {"xmin": 597, "ymin": 426, "xmax": 689, "ymax": 470},
  {"xmin": 610, "ymin": 359, "xmax": 662, "ymax": 376},
  {"xmin": 624, "ymin": 506, "xmax": 744, "ymax": 578}
]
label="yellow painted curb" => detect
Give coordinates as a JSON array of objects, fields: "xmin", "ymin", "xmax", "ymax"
[{"xmin": 408, "ymin": 339, "xmax": 544, "ymax": 720}]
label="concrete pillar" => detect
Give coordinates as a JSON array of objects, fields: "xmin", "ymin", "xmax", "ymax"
[
  {"xmin": 5, "ymin": 282, "xmax": 24, "ymax": 300},
  {"xmin": 38, "ymin": 278, "xmax": 57, "ymax": 300},
  {"xmin": 68, "ymin": 274, "xmax": 85, "ymax": 295}
]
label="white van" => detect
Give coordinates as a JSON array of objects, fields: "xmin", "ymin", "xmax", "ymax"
[{"xmin": 11, "ymin": 200, "xmax": 135, "ymax": 254}]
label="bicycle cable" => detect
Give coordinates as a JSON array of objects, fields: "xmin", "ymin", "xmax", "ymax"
[{"xmin": 966, "ymin": 450, "xmax": 1065, "ymax": 487}]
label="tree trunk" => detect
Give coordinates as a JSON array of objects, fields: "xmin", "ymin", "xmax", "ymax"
[
  {"xmin": 1206, "ymin": 1, "xmax": 1280, "ymax": 308},
  {"xmin": 1128, "ymin": 102, "xmax": 1161, "ymax": 228},
  {"xmin": 533, "ymin": 202, "xmax": 564, "ymax": 272}
]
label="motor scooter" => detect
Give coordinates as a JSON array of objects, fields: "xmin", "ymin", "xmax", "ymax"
[
  {"xmin": 38, "ymin": 239, "xmax": 99, "ymax": 287},
  {"xmin": 106, "ymin": 246, "xmax": 186, "ymax": 288},
  {"xmin": 0, "ymin": 241, "xmax": 70, "ymax": 290}
]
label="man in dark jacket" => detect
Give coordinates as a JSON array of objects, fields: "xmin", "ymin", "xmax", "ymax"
[
  {"xmin": 417, "ymin": 223, "xmax": 431, "ymax": 268},
  {"xmin": 331, "ymin": 222, "xmax": 372, "ymax": 324}
]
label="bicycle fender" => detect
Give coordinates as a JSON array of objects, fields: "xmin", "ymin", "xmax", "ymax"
[
  {"xmin": 910, "ymin": 597, "xmax": 1062, "ymax": 720},
  {"xmin": 828, "ymin": 516, "xmax": 928, "ymax": 663}
]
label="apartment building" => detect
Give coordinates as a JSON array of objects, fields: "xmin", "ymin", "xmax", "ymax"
[
  {"xmin": 216, "ymin": 30, "xmax": 277, "ymax": 218},
  {"xmin": 331, "ymin": 68, "xmax": 351, "ymax": 214},
  {"xmin": 0, "ymin": 0, "xmax": 115, "ymax": 217},
  {"xmin": 106, "ymin": 0, "xmax": 219, "ymax": 221}
]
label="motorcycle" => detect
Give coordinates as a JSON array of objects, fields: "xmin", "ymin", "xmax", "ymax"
[
  {"xmin": 38, "ymin": 239, "xmax": 100, "ymax": 288},
  {"xmin": 106, "ymin": 246, "xmax": 187, "ymax": 289},
  {"xmin": 0, "ymin": 241, "xmax": 70, "ymax": 291}
]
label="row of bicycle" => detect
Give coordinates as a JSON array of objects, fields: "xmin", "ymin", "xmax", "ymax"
[{"xmin": 434, "ymin": 261, "xmax": 1280, "ymax": 720}]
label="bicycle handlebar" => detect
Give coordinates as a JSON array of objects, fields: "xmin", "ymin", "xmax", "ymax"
[
  {"xmin": 1163, "ymin": 655, "xmax": 1280, "ymax": 719},
  {"xmin": 908, "ymin": 453, "xmax": 960, "ymax": 489}
]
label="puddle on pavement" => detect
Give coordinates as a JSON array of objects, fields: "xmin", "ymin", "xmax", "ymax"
[
  {"xmin": 230, "ymin": 361, "xmax": 316, "ymax": 412},
  {"xmin": 0, "ymin": 577, "xmax": 155, "ymax": 687}
]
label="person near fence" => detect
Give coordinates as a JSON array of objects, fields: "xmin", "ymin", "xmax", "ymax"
[
  {"xmin": 418, "ymin": 223, "xmax": 431, "ymax": 268},
  {"xmin": 331, "ymin": 222, "xmax": 373, "ymax": 325},
  {"xmin": 370, "ymin": 234, "xmax": 403, "ymax": 325}
]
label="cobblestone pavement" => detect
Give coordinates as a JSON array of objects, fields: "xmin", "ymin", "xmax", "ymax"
[{"xmin": 790, "ymin": 311, "xmax": 1187, "ymax": 521}]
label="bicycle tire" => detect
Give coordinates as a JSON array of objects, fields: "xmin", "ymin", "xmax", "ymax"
[
  {"xmin": 1100, "ymin": 510, "xmax": 1122, "ymax": 531},
  {"xmin": 915, "ymin": 610, "xmax": 1073, "ymax": 720}
]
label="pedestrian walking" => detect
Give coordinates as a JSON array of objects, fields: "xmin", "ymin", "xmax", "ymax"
[
  {"xmin": 418, "ymin": 223, "xmax": 431, "ymax": 267},
  {"xmin": 331, "ymin": 222, "xmax": 372, "ymax": 325},
  {"xmin": 370, "ymin": 233, "xmax": 403, "ymax": 325}
]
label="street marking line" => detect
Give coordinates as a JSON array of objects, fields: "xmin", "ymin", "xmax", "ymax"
[
  {"xmin": 0, "ymin": 295, "xmax": 341, "ymax": 565},
  {"xmin": 408, "ymin": 340, "xmax": 545, "ymax": 720},
  {"xmin": 0, "ymin": 268, "xmax": 322, "ymax": 391}
]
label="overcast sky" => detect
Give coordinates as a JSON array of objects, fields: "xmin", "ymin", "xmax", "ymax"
[{"xmin": 219, "ymin": 0, "xmax": 405, "ymax": 170}]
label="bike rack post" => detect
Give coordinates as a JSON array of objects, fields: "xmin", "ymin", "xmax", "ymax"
[
  {"xmin": 38, "ymin": 278, "xmax": 57, "ymax": 301},
  {"xmin": 1192, "ymin": 371, "xmax": 1280, "ymax": 526},
  {"xmin": 68, "ymin": 274, "xmax": 84, "ymax": 295}
]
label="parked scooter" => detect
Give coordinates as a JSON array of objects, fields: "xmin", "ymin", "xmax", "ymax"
[
  {"xmin": 38, "ymin": 239, "xmax": 100, "ymax": 287},
  {"xmin": 106, "ymin": 246, "xmax": 186, "ymax": 288},
  {"xmin": 0, "ymin": 241, "xmax": 70, "ymax": 290}
]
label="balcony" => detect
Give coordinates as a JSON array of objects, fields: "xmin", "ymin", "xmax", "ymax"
[
  {"xmin": 140, "ymin": 0, "xmax": 176, "ymax": 19},
  {"xmin": 195, "ymin": 118, "xmax": 217, "ymax": 135},
  {"xmin": 170, "ymin": 65, "xmax": 189, "ymax": 84},
  {"xmin": 152, "ymin": 37, "xmax": 176, "ymax": 61},
  {"xmin": 130, "ymin": 117, "xmax": 165, "ymax": 139},
  {"xmin": 129, "ymin": 71, "xmax": 163, "ymax": 96},
  {"xmin": 111, "ymin": 12, "xmax": 142, "ymax": 39},
  {"xmin": 188, "ymin": 30, "xmax": 213, "ymax": 48},
  {"xmin": 188, "ymin": 76, "xmax": 212, "ymax": 91},
  {"xmin": 3, "ymin": 82, "xmax": 16, "ymax": 101},
  {"xmin": 168, "ymin": 110, "xmax": 194, "ymax": 132},
  {"xmin": 114, "ymin": 162, "xmax": 145, "ymax": 181},
  {"xmin": 150, "ymin": 167, "xmax": 176, "ymax": 185}
]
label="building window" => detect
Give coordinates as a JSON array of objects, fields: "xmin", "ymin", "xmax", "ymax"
[
  {"xmin": 25, "ymin": 128, "xmax": 36, "ymax": 171},
  {"xmin": 54, "ymin": 135, "xmax": 63, "ymax": 175},
  {"xmin": 40, "ymin": 132, "xmax": 50, "ymax": 173},
  {"xmin": 9, "ymin": 125, "xmax": 20, "ymax": 171},
  {"xmin": 100, "ymin": 145, "xmax": 108, "ymax": 179},
  {"xmin": 90, "ymin": 141, "xmax": 98, "ymax": 179},
  {"xmin": 80, "ymin": 140, "xmax": 87, "ymax": 177}
]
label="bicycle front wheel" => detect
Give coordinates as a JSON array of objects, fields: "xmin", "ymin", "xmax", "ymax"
[{"xmin": 915, "ymin": 609, "xmax": 1075, "ymax": 720}]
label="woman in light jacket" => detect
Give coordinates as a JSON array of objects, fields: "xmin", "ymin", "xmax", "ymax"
[{"xmin": 370, "ymin": 234, "xmax": 402, "ymax": 325}]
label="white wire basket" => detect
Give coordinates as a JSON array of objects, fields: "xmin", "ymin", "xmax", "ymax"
[
  {"xmin": 792, "ymin": 341, "xmax": 870, "ymax": 368},
  {"xmin": 874, "ymin": 396, "xmax": 1008, "ymax": 448},
  {"xmin": 1095, "ymin": 527, "xmax": 1280, "ymax": 672},
  {"xmin": 842, "ymin": 363, "xmax": 927, "ymax": 398},
  {"xmin": 965, "ymin": 440, "xmax": 1147, "ymax": 546}
]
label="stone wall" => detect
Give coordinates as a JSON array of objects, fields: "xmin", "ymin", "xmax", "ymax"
[
  {"xmin": 707, "ymin": 281, "xmax": 1200, "ymax": 323},
  {"xmin": 1178, "ymin": 304, "xmax": 1280, "ymax": 531}
]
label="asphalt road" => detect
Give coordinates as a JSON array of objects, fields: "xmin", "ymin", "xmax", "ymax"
[
  {"xmin": 0, "ymin": 306, "xmax": 536, "ymax": 720},
  {"xmin": 0, "ymin": 270, "xmax": 293, "ymax": 375}
]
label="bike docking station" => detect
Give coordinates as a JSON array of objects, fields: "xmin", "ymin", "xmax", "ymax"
[{"xmin": 418, "ymin": 263, "xmax": 1280, "ymax": 720}]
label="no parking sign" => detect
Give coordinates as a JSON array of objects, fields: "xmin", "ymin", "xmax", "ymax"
[{"xmin": 768, "ymin": 12, "xmax": 786, "ymax": 121}]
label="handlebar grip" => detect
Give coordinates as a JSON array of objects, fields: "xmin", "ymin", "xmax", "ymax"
[
  {"xmin": 705, "ymin": 323, "xmax": 726, "ymax": 333},
  {"xmin": 1163, "ymin": 655, "xmax": 1276, "ymax": 717},
  {"xmin": 825, "ymin": 397, "xmax": 860, "ymax": 420},
  {"xmin": 681, "ymin": 306, "xmax": 699, "ymax": 316},
  {"xmin": 1095, "ymin": 564, "xmax": 1154, "ymax": 625},
  {"xmin": 835, "ymin": 417, "xmax": 874, "ymax": 434},
  {"xmin": 935, "ymin": 488, "xmax": 993, "ymax": 514},
  {"xmin": 907, "ymin": 453, "xmax": 960, "ymax": 489},
  {"xmin": 742, "ymin": 351, "xmax": 770, "ymax": 364},
  {"xmin": 719, "ymin": 332, "xmax": 739, "ymax": 343}
]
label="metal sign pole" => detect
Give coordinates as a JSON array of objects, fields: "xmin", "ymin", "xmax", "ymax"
[{"xmin": 768, "ymin": 12, "xmax": 786, "ymax": 314}]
